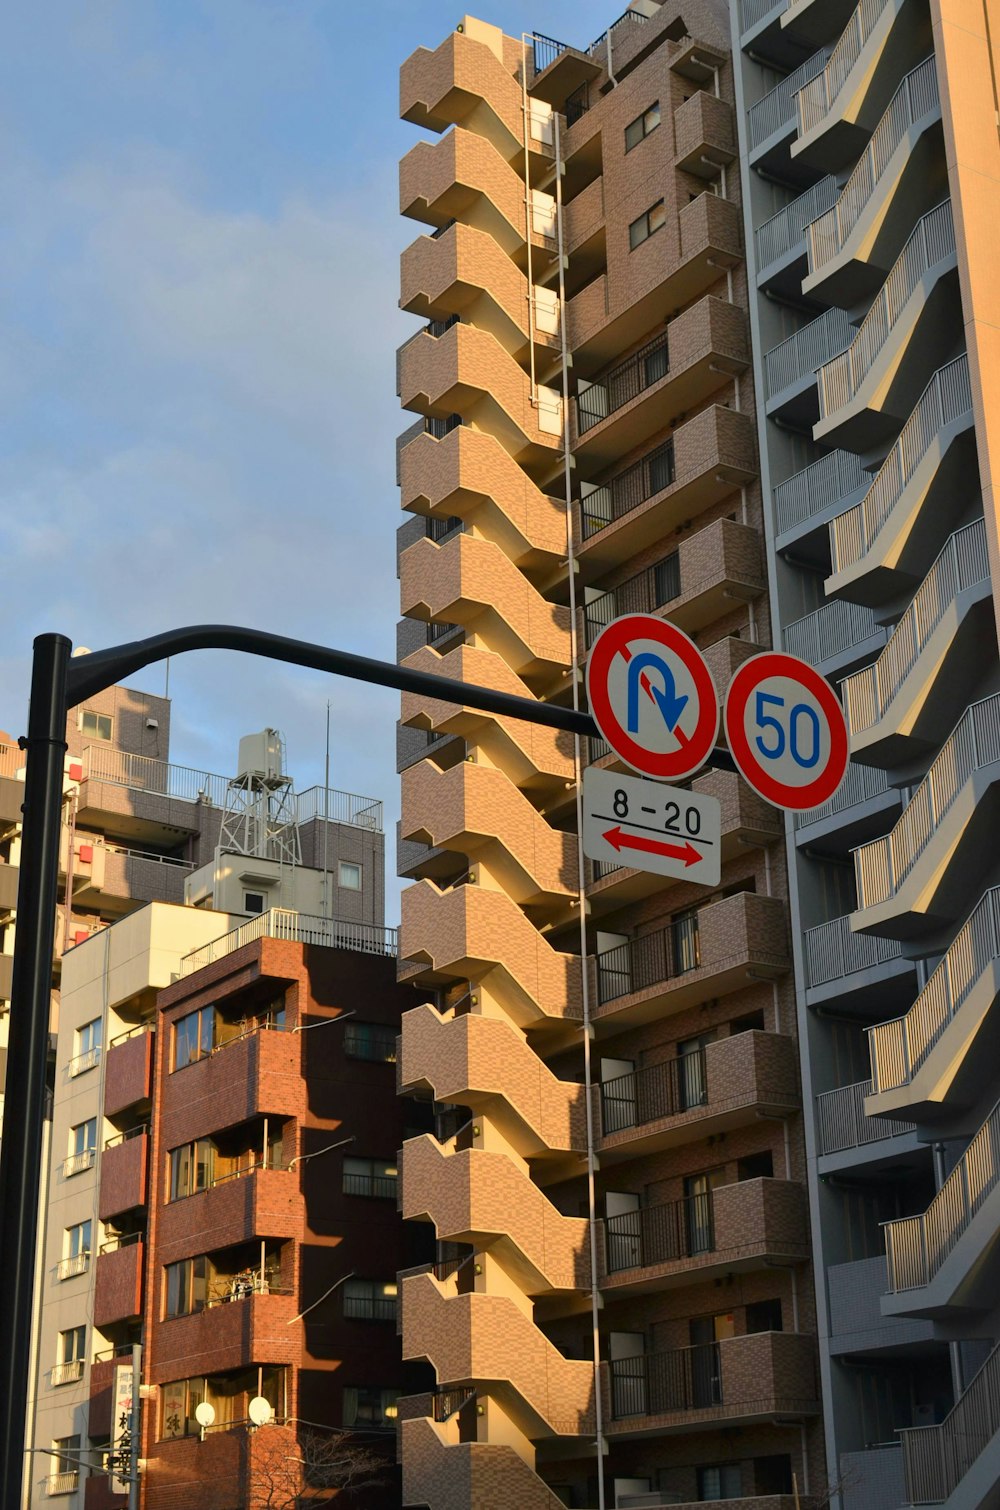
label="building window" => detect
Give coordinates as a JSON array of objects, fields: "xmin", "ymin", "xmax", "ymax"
[
  {"xmin": 53, "ymin": 1327, "xmax": 86, "ymax": 1385},
  {"xmin": 696, "ymin": 1464, "xmax": 742, "ymax": 1501},
  {"xmin": 343, "ymin": 1156, "xmax": 397, "ymax": 1200},
  {"xmin": 69, "ymin": 1018, "xmax": 102, "ymax": 1077},
  {"xmin": 625, "ymin": 101, "xmax": 660, "ymax": 151},
  {"xmin": 244, "ymin": 891, "xmax": 265, "ymax": 915},
  {"xmin": 342, "ymin": 1386, "xmax": 400, "ymax": 1428},
  {"xmin": 343, "ymin": 1022, "xmax": 396, "ymax": 1064},
  {"xmin": 338, "ymin": 861, "xmax": 362, "ymax": 891},
  {"xmin": 159, "ymin": 1366, "xmax": 286, "ymax": 1439},
  {"xmin": 164, "ymin": 1256, "xmax": 208, "ymax": 1319},
  {"xmin": 48, "ymin": 1436, "xmax": 81, "ymax": 1495},
  {"xmin": 65, "ymin": 1119, "xmax": 96, "ymax": 1176},
  {"xmin": 343, "ymin": 1278, "xmax": 398, "ymax": 1322},
  {"xmin": 80, "ymin": 709, "xmax": 113, "ymax": 742},
  {"xmin": 168, "ymin": 1138, "xmax": 215, "ymax": 1201},
  {"xmin": 629, "ymin": 199, "xmax": 666, "ymax": 250},
  {"xmin": 172, "ymin": 1005, "xmax": 215, "ymax": 1070},
  {"xmin": 58, "ymin": 1221, "xmax": 92, "ymax": 1280}
]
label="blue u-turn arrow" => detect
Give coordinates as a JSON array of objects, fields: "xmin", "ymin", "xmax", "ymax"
[{"xmin": 625, "ymin": 652, "xmax": 688, "ymax": 735}]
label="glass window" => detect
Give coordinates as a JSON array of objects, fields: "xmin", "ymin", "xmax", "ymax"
[
  {"xmin": 76, "ymin": 1019, "xmax": 102, "ymax": 1056},
  {"xmin": 172, "ymin": 1005, "xmax": 215, "ymax": 1070},
  {"xmin": 343, "ymin": 1156, "xmax": 397, "ymax": 1199},
  {"xmin": 243, "ymin": 891, "xmax": 265, "ymax": 915},
  {"xmin": 164, "ymin": 1257, "xmax": 208, "ymax": 1319},
  {"xmin": 343, "ymin": 1022, "xmax": 396, "ymax": 1063},
  {"xmin": 168, "ymin": 1138, "xmax": 215, "ymax": 1201},
  {"xmin": 338, "ymin": 861, "xmax": 362, "ymax": 891},
  {"xmin": 343, "ymin": 1278, "xmax": 398, "ymax": 1322},
  {"xmin": 630, "ymin": 199, "xmax": 667, "ymax": 248},
  {"xmin": 653, "ymin": 553, "xmax": 680, "ymax": 607},
  {"xmin": 80, "ymin": 710, "xmax": 112, "ymax": 742},
  {"xmin": 342, "ymin": 1386, "xmax": 400, "ymax": 1428},
  {"xmin": 66, "ymin": 1220, "xmax": 92, "ymax": 1260},
  {"xmin": 52, "ymin": 1436, "xmax": 81, "ymax": 1476},
  {"xmin": 625, "ymin": 101, "xmax": 660, "ymax": 151},
  {"xmin": 697, "ymin": 1464, "xmax": 742, "ymax": 1500},
  {"xmin": 160, "ymin": 1367, "xmax": 286, "ymax": 1439},
  {"xmin": 59, "ymin": 1326, "xmax": 86, "ymax": 1364}
]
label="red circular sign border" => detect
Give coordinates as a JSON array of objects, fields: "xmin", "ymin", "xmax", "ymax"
[
  {"xmin": 723, "ymin": 652, "xmax": 849, "ymax": 811},
  {"xmin": 586, "ymin": 614, "xmax": 720, "ymax": 781}
]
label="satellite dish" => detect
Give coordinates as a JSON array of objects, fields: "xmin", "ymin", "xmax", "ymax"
[
  {"xmin": 195, "ymin": 1402, "xmax": 216, "ymax": 1428},
  {"xmin": 248, "ymin": 1396, "xmax": 273, "ymax": 1427}
]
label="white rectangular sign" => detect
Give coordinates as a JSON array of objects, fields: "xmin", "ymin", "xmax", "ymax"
[
  {"xmin": 111, "ymin": 1360, "xmax": 134, "ymax": 1495},
  {"xmin": 582, "ymin": 768, "xmax": 721, "ymax": 886}
]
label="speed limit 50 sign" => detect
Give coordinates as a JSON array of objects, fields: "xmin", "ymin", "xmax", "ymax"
[{"xmin": 723, "ymin": 652, "xmax": 849, "ymax": 812}]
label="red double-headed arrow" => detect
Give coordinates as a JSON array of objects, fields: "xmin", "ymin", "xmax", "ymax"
[{"xmin": 602, "ymin": 827, "xmax": 702, "ymax": 867}]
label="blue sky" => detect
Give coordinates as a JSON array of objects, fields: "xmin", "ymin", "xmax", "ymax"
[{"xmin": 0, "ymin": 1, "xmax": 610, "ymax": 917}]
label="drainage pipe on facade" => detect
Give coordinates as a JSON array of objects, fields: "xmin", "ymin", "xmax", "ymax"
[{"xmin": 554, "ymin": 107, "xmax": 607, "ymax": 1510}]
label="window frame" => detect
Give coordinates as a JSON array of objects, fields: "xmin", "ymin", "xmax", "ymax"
[
  {"xmin": 172, "ymin": 1004, "xmax": 215, "ymax": 1071},
  {"xmin": 168, "ymin": 1138, "xmax": 215, "ymax": 1201},
  {"xmin": 628, "ymin": 199, "xmax": 666, "ymax": 251},
  {"xmin": 80, "ymin": 709, "xmax": 113, "ymax": 742},
  {"xmin": 164, "ymin": 1255, "xmax": 209, "ymax": 1319},
  {"xmin": 338, "ymin": 860, "xmax": 362, "ymax": 891},
  {"xmin": 624, "ymin": 100, "xmax": 660, "ymax": 152},
  {"xmin": 343, "ymin": 1021, "xmax": 397, "ymax": 1064},
  {"xmin": 342, "ymin": 1155, "xmax": 398, "ymax": 1199}
]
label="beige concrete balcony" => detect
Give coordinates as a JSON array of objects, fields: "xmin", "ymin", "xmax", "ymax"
[
  {"xmin": 586, "ymin": 768, "xmax": 779, "ymax": 915},
  {"xmin": 398, "ymin": 1003, "xmax": 585, "ymax": 1159},
  {"xmin": 400, "ymin": 222, "xmax": 558, "ymax": 364},
  {"xmin": 401, "ymin": 1269, "xmax": 594, "ymax": 1439},
  {"xmin": 598, "ymin": 1030, "xmax": 801, "ymax": 1163},
  {"xmin": 401, "ymin": 1134, "xmax": 590, "ymax": 1295},
  {"xmin": 792, "ymin": 0, "xmax": 915, "ymax": 169},
  {"xmin": 593, "ymin": 892, "xmax": 790, "ymax": 1029},
  {"xmin": 572, "ymin": 296, "xmax": 749, "ymax": 467},
  {"xmin": 400, "ymin": 878, "xmax": 583, "ymax": 1027},
  {"xmin": 602, "ymin": 1176, "xmax": 809, "ymax": 1294},
  {"xmin": 401, "ymin": 1415, "xmax": 567, "ymax": 1510},
  {"xmin": 575, "ymin": 404, "xmax": 757, "ymax": 574},
  {"xmin": 399, "ymin": 531, "xmax": 571, "ymax": 689},
  {"xmin": 399, "ymin": 642, "xmax": 575, "ymax": 793},
  {"xmin": 401, "ymin": 758, "xmax": 575, "ymax": 914},
  {"xmin": 567, "ymin": 193, "xmax": 743, "ymax": 365},
  {"xmin": 399, "ymin": 425, "xmax": 566, "ymax": 574},
  {"xmin": 674, "ymin": 90, "xmax": 736, "ymax": 177}
]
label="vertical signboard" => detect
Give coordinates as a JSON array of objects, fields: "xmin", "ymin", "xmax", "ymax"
[{"xmin": 111, "ymin": 1360, "xmax": 134, "ymax": 1495}]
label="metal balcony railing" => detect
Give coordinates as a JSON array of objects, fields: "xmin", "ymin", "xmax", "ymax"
[
  {"xmin": 855, "ymin": 694, "xmax": 1000, "ymax": 910},
  {"xmin": 581, "ymin": 440, "xmax": 675, "ymax": 539},
  {"xmin": 818, "ymin": 201, "xmax": 956, "ymax": 421},
  {"xmin": 764, "ymin": 306, "xmax": 852, "ymax": 402},
  {"xmin": 794, "ymin": 755, "xmax": 890, "ymax": 829},
  {"xmin": 587, "ymin": 9, "xmax": 649, "ymax": 55},
  {"xmin": 748, "ymin": 49, "xmax": 829, "ymax": 151},
  {"xmin": 784, "ymin": 598, "xmax": 881, "ymax": 667},
  {"xmin": 63, "ymin": 1148, "xmax": 96, "ymax": 1178},
  {"xmin": 584, "ymin": 554, "xmax": 680, "ymax": 648},
  {"xmin": 816, "ymin": 1078, "xmax": 915, "ymax": 1155},
  {"xmin": 842, "ymin": 518, "xmax": 989, "ymax": 738},
  {"xmin": 68, "ymin": 1045, "xmax": 101, "ymax": 1078},
  {"xmin": 45, "ymin": 1472, "xmax": 79, "ymax": 1495},
  {"xmin": 432, "ymin": 1385, "xmax": 477, "ymax": 1423},
  {"xmin": 530, "ymin": 32, "xmax": 569, "ymax": 76},
  {"xmin": 51, "ymin": 1359, "xmax": 85, "ymax": 1386},
  {"xmin": 343, "ymin": 1171, "xmax": 397, "ymax": 1199},
  {"xmin": 804, "ymin": 913, "xmax": 903, "ymax": 988},
  {"xmin": 605, "ymin": 1192, "xmax": 714, "ymax": 1275},
  {"xmin": 596, "ymin": 915, "xmax": 700, "ymax": 1005},
  {"xmin": 900, "ymin": 1339, "xmax": 1000, "ymax": 1503},
  {"xmin": 297, "ymin": 785, "xmax": 384, "ymax": 831},
  {"xmin": 740, "ymin": 0, "xmax": 787, "ymax": 32},
  {"xmin": 808, "ymin": 57, "xmax": 940, "ymax": 275},
  {"xmin": 601, "ymin": 1051, "xmax": 707, "ymax": 1135},
  {"xmin": 181, "ymin": 908, "xmax": 398, "ymax": 976},
  {"xmin": 774, "ymin": 448, "xmax": 868, "ymax": 536},
  {"xmin": 796, "ymin": 0, "xmax": 893, "ymax": 137},
  {"xmin": 611, "ymin": 1340, "xmax": 722, "ymax": 1418},
  {"xmin": 830, "ymin": 354, "xmax": 972, "ymax": 573},
  {"xmin": 576, "ymin": 330, "xmax": 670, "ymax": 435},
  {"xmin": 869, "ymin": 887, "xmax": 1000, "ymax": 1095},
  {"xmin": 343, "ymin": 1294, "xmax": 397, "ymax": 1322},
  {"xmin": 755, "ymin": 175, "xmax": 838, "ymax": 270},
  {"xmin": 56, "ymin": 1251, "xmax": 90, "ymax": 1281},
  {"xmin": 884, "ymin": 1094, "xmax": 1000, "ymax": 1293}
]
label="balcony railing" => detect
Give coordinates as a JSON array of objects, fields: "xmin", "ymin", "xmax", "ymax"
[
  {"xmin": 581, "ymin": 440, "xmax": 675, "ymax": 539},
  {"xmin": 816, "ymin": 1078, "xmax": 915, "ymax": 1155},
  {"xmin": 611, "ymin": 1340, "xmax": 722, "ymax": 1418},
  {"xmin": 605, "ymin": 1192, "xmax": 714, "ymax": 1275},
  {"xmin": 830, "ymin": 354, "xmax": 972, "ymax": 574},
  {"xmin": 181, "ymin": 907, "xmax": 398, "ymax": 975},
  {"xmin": 796, "ymin": 0, "xmax": 893, "ymax": 137},
  {"xmin": 530, "ymin": 32, "xmax": 569, "ymax": 75},
  {"xmin": 842, "ymin": 518, "xmax": 989, "ymax": 738},
  {"xmin": 51, "ymin": 1360, "xmax": 85, "ymax": 1386},
  {"xmin": 794, "ymin": 756, "xmax": 890, "ymax": 829},
  {"xmin": 596, "ymin": 915, "xmax": 700, "ymax": 1006},
  {"xmin": 295, "ymin": 786, "xmax": 384, "ymax": 831},
  {"xmin": 45, "ymin": 1472, "xmax": 79, "ymax": 1496},
  {"xmin": 63, "ymin": 1148, "xmax": 96, "ymax": 1178},
  {"xmin": 807, "ymin": 57, "xmax": 940, "ymax": 275},
  {"xmin": 884, "ymin": 1094, "xmax": 1000, "ymax": 1293},
  {"xmin": 747, "ymin": 48, "xmax": 829, "ymax": 151},
  {"xmin": 56, "ymin": 1251, "xmax": 91, "ymax": 1281},
  {"xmin": 584, "ymin": 554, "xmax": 680, "ymax": 648},
  {"xmin": 784, "ymin": 597, "xmax": 881, "ymax": 667},
  {"xmin": 587, "ymin": 9, "xmax": 649, "ymax": 56},
  {"xmin": 804, "ymin": 913, "xmax": 902, "ymax": 988},
  {"xmin": 900, "ymin": 1339, "xmax": 1000, "ymax": 1503},
  {"xmin": 764, "ymin": 306, "xmax": 852, "ymax": 402},
  {"xmin": 868, "ymin": 887, "xmax": 1000, "ymax": 1095},
  {"xmin": 576, "ymin": 330, "xmax": 669, "ymax": 435},
  {"xmin": 432, "ymin": 1385, "xmax": 476, "ymax": 1422},
  {"xmin": 343, "ymin": 1294, "xmax": 397, "ymax": 1322},
  {"xmin": 68, "ymin": 1045, "xmax": 101, "ymax": 1078},
  {"xmin": 756, "ymin": 176, "xmax": 838, "ymax": 271},
  {"xmin": 774, "ymin": 448, "xmax": 868, "ymax": 536},
  {"xmin": 740, "ymin": 0, "xmax": 787, "ymax": 32},
  {"xmin": 601, "ymin": 1051, "xmax": 707, "ymax": 1134},
  {"xmin": 855, "ymin": 694, "xmax": 1000, "ymax": 910},
  {"xmin": 818, "ymin": 200, "xmax": 955, "ymax": 421},
  {"xmin": 343, "ymin": 1171, "xmax": 397, "ymax": 1199}
]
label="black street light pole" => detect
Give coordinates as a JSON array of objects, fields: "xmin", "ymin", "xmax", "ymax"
[{"xmin": 0, "ymin": 625, "xmax": 736, "ymax": 1507}]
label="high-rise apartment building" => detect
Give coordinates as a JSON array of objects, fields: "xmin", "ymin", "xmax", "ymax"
[
  {"xmin": 394, "ymin": 6, "xmax": 826, "ymax": 1507},
  {"xmin": 732, "ymin": 0, "xmax": 1000, "ymax": 1506}
]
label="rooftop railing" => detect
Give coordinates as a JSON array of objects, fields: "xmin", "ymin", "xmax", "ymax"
[
  {"xmin": 807, "ymin": 57, "xmax": 940, "ymax": 275},
  {"xmin": 829, "ymin": 354, "xmax": 972, "ymax": 574},
  {"xmin": 587, "ymin": 9, "xmax": 649, "ymax": 56},
  {"xmin": 883, "ymin": 1093, "xmax": 1000, "ymax": 1293},
  {"xmin": 755, "ymin": 175, "xmax": 838, "ymax": 271},
  {"xmin": 804, "ymin": 913, "xmax": 903, "ymax": 989},
  {"xmin": 297, "ymin": 785, "xmax": 384, "ymax": 832},
  {"xmin": 530, "ymin": 32, "xmax": 569, "ymax": 75},
  {"xmin": 784, "ymin": 597, "xmax": 882, "ymax": 667},
  {"xmin": 576, "ymin": 329, "xmax": 669, "ymax": 434},
  {"xmin": 796, "ymin": 0, "xmax": 892, "ymax": 137},
  {"xmin": 181, "ymin": 907, "xmax": 397, "ymax": 976},
  {"xmin": 868, "ymin": 887, "xmax": 1000, "ymax": 1095},
  {"xmin": 605, "ymin": 1191, "xmax": 713, "ymax": 1274},
  {"xmin": 793, "ymin": 753, "xmax": 890, "ymax": 830},
  {"xmin": 842, "ymin": 518, "xmax": 989, "ymax": 738},
  {"xmin": 584, "ymin": 554, "xmax": 680, "ymax": 648},
  {"xmin": 581, "ymin": 439, "xmax": 675, "ymax": 539},
  {"xmin": 818, "ymin": 200, "xmax": 955, "ymax": 421},
  {"xmin": 900, "ymin": 1339, "xmax": 1000, "ymax": 1503},
  {"xmin": 747, "ymin": 48, "xmax": 828, "ymax": 151},
  {"xmin": 816, "ymin": 1078, "xmax": 915, "ymax": 1155},
  {"xmin": 764, "ymin": 306, "xmax": 852, "ymax": 402},
  {"xmin": 774, "ymin": 448, "xmax": 868, "ymax": 536},
  {"xmin": 855, "ymin": 694, "xmax": 1000, "ymax": 910}
]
